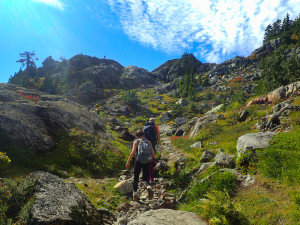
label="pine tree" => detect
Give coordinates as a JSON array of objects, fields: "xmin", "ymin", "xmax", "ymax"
[{"xmin": 16, "ymin": 51, "xmax": 38, "ymax": 70}]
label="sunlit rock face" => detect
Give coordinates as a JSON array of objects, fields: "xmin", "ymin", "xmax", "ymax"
[{"xmin": 0, "ymin": 83, "xmax": 108, "ymax": 152}]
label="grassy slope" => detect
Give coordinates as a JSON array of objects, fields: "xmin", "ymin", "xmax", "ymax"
[{"xmin": 1, "ymin": 84, "xmax": 299, "ymax": 223}]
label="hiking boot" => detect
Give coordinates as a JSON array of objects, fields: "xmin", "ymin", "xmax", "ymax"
[
  {"xmin": 133, "ymin": 192, "xmax": 140, "ymax": 201},
  {"xmin": 147, "ymin": 186, "xmax": 154, "ymax": 200}
]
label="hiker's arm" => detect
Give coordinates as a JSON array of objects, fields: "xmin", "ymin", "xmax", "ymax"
[
  {"xmin": 149, "ymin": 142, "xmax": 157, "ymax": 159},
  {"xmin": 156, "ymin": 125, "xmax": 161, "ymax": 145},
  {"xmin": 152, "ymin": 149, "xmax": 157, "ymax": 159},
  {"xmin": 126, "ymin": 141, "xmax": 138, "ymax": 169}
]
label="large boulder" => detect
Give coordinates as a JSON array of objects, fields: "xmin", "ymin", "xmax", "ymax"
[
  {"xmin": 128, "ymin": 209, "xmax": 207, "ymax": 225},
  {"xmin": 236, "ymin": 132, "xmax": 276, "ymax": 158},
  {"xmin": 30, "ymin": 172, "xmax": 103, "ymax": 225},
  {"xmin": 113, "ymin": 180, "xmax": 133, "ymax": 194},
  {"xmin": 214, "ymin": 152, "xmax": 235, "ymax": 168},
  {"xmin": 0, "ymin": 83, "xmax": 108, "ymax": 152},
  {"xmin": 200, "ymin": 150, "xmax": 215, "ymax": 163}
]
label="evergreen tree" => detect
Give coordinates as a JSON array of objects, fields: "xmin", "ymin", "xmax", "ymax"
[
  {"xmin": 178, "ymin": 71, "xmax": 196, "ymax": 100},
  {"xmin": 259, "ymin": 48, "xmax": 300, "ymax": 92},
  {"xmin": 10, "ymin": 51, "xmax": 38, "ymax": 87},
  {"xmin": 16, "ymin": 51, "xmax": 38, "ymax": 70},
  {"xmin": 264, "ymin": 24, "xmax": 273, "ymax": 43},
  {"xmin": 282, "ymin": 13, "xmax": 292, "ymax": 32}
]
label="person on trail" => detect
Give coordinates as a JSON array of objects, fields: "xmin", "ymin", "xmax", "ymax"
[
  {"xmin": 144, "ymin": 117, "xmax": 161, "ymax": 152},
  {"xmin": 126, "ymin": 130, "xmax": 156, "ymax": 201},
  {"xmin": 143, "ymin": 117, "xmax": 161, "ymax": 183}
]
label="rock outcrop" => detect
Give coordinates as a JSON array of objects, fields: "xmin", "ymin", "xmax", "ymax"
[
  {"xmin": 0, "ymin": 83, "xmax": 108, "ymax": 152},
  {"xmin": 30, "ymin": 172, "xmax": 103, "ymax": 225},
  {"xmin": 151, "ymin": 54, "xmax": 213, "ymax": 82},
  {"xmin": 186, "ymin": 114, "xmax": 224, "ymax": 138},
  {"xmin": 236, "ymin": 132, "xmax": 276, "ymax": 158},
  {"xmin": 252, "ymin": 38, "xmax": 282, "ymax": 59},
  {"xmin": 256, "ymin": 100, "xmax": 300, "ymax": 131},
  {"xmin": 127, "ymin": 209, "xmax": 208, "ymax": 225},
  {"xmin": 206, "ymin": 56, "xmax": 255, "ymax": 77},
  {"xmin": 245, "ymin": 81, "xmax": 300, "ymax": 107},
  {"xmin": 120, "ymin": 65, "xmax": 157, "ymax": 89}
]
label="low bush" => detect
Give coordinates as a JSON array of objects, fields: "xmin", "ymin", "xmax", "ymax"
[
  {"xmin": 293, "ymin": 192, "xmax": 300, "ymax": 208},
  {"xmin": 258, "ymin": 127, "xmax": 300, "ymax": 183},
  {"xmin": 0, "ymin": 176, "xmax": 36, "ymax": 224},
  {"xmin": 170, "ymin": 168, "xmax": 192, "ymax": 190},
  {"xmin": 201, "ymin": 190, "xmax": 249, "ymax": 225},
  {"xmin": 0, "ymin": 152, "xmax": 11, "ymax": 171},
  {"xmin": 236, "ymin": 150, "xmax": 260, "ymax": 174},
  {"xmin": 187, "ymin": 171, "xmax": 237, "ymax": 200},
  {"xmin": 122, "ymin": 90, "xmax": 140, "ymax": 105}
]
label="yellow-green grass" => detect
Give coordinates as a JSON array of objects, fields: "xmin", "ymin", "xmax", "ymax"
[
  {"xmin": 193, "ymin": 119, "xmax": 257, "ymax": 155},
  {"xmin": 291, "ymin": 96, "xmax": 300, "ymax": 106},
  {"xmin": 290, "ymin": 110, "xmax": 300, "ymax": 127},
  {"xmin": 137, "ymin": 89, "xmax": 156, "ymax": 104},
  {"xmin": 67, "ymin": 177, "xmax": 129, "ymax": 210},
  {"xmin": 234, "ymin": 175, "xmax": 300, "ymax": 225}
]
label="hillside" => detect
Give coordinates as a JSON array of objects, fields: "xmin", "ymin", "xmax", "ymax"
[{"xmin": 1, "ymin": 15, "xmax": 300, "ymax": 225}]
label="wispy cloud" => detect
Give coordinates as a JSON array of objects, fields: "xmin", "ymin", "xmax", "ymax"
[
  {"xmin": 33, "ymin": 0, "xmax": 65, "ymax": 10},
  {"xmin": 106, "ymin": 0, "xmax": 300, "ymax": 63}
]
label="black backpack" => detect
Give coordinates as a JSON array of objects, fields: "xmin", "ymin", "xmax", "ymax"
[
  {"xmin": 143, "ymin": 122, "xmax": 157, "ymax": 143},
  {"xmin": 136, "ymin": 139, "xmax": 153, "ymax": 164}
]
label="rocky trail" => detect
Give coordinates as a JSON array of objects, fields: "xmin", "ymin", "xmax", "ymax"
[
  {"xmin": 112, "ymin": 124, "xmax": 189, "ymax": 224},
  {"xmin": 65, "ymin": 124, "xmax": 194, "ymax": 225}
]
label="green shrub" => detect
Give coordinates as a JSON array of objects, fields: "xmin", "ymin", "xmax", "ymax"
[
  {"xmin": 201, "ymin": 190, "xmax": 249, "ymax": 225},
  {"xmin": 170, "ymin": 168, "xmax": 192, "ymax": 190},
  {"xmin": 55, "ymin": 128, "xmax": 125, "ymax": 177},
  {"xmin": 0, "ymin": 176, "xmax": 36, "ymax": 224},
  {"xmin": 189, "ymin": 102, "xmax": 197, "ymax": 112},
  {"xmin": 171, "ymin": 136, "xmax": 195, "ymax": 153},
  {"xmin": 293, "ymin": 192, "xmax": 300, "ymax": 207},
  {"xmin": 45, "ymin": 164, "xmax": 69, "ymax": 178},
  {"xmin": 237, "ymin": 150, "xmax": 260, "ymax": 174},
  {"xmin": 122, "ymin": 90, "xmax": 140, "ymax": 105},
  {"xmin": 203, "ymin": 91, "xmax": 215, "ymax": 100},
  {"xmin": 171, "ymin": 103, "xmax": 184, "ymax": 116},
  {"xmin": 187, "ymin": 171, "xmax": 237, "ymax": 200},
  {"xmin": 258, "ymin": 128, "xmax": 300, "ymax": 183},
  {"xmin": 0, "ymin": 152, "xmax": 11, "ymax": 170}
]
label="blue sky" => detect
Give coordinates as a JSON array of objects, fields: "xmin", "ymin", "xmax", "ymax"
[{"xmin": 0, "ymin": 0, "xmax": 299, "ymax": 83}]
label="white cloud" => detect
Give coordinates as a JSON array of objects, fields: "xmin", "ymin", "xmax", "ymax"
[
  {"xmin": 106, "ymin": 0, "xmax": 300, "ymax": 63},
  {"xmin": 33, "ymin": 0, "xmax": 65, "ymax": 10}
]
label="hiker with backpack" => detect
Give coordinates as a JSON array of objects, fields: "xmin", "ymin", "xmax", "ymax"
[
  {"xmin": 143, "ymin": 117, "xmax": 161, "ymax": 183},
  {"xmin": 126, "ymin": 129, "xmax": 157, "ymax": 201}
]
